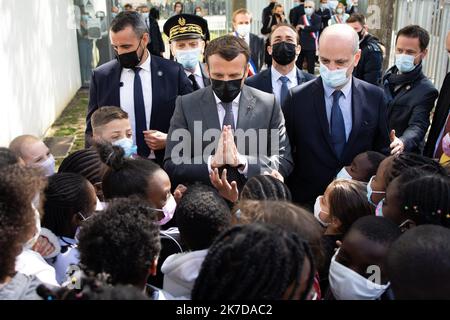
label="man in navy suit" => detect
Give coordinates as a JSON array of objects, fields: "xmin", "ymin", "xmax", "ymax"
[
  {"xmin": 85, "ymin": 11, "xmax": 193, "ymax": 166},
  {"xmin": 283, "ymin": 24, "xmax": 390, "ymax": 207},
  {"xmin": 246, "ymin": 23, "xmax": 315, "ymax": 106}
]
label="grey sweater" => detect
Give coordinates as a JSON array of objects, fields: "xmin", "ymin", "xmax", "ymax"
[{"xmin": 0, "ymin": 273, "xmax": 43, "ymax": 300}]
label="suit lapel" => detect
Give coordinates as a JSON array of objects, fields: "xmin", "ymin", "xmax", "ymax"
[
  {"xmin": 314, "ymin": 78, "xmax": 338, "ymax": 160},
  {"xmin": 263, "ymin": 69, "xmax": 273, "ymax": 93},
  {"xmin": 112, "ymin": 61, "xmax": 122, "ymax": 106},
  {"xmin": 200, "ymin": 87, "xmax": 221, "ymax": 130},
  {"xmin": 296, "ymin": 67, "xmax": 305, "ymax": 85},
  {"xmin": 342, "ymin": 78, "xmax": 363, "ymax": 160},
  {"xmin": 150, "ymin": 56, "xmax": 163, "ymax": 129},
  {"xmin": 237, "ymin": 85, "xmax": 256, "ymax": 130}
]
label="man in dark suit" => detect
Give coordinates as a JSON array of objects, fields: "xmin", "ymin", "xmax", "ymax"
[
  {"xmin": 383, "ymin": 25, "xmax": 438, "ymax": 155},
  {"xmin": 289, "ymin": 0, "xmax": 305, "ymax": 26},
  {"xmin": 164, "ymin": 35, "xmax": 293, "ymax": 190},
  {"xmin": 85, "ymin": 12, "xmax": 193, "ymax": 166},
  {"xmin": 139, "ymin": 4, "xmax": 165, "ymax": 57},
  {"xmin": 232, "ymin": 9, "xmax": 265, "ymax": 74},
  {"xmin": 424, "ymin": 31, "xmax": 450, "ymax": 160},
  {"xmin": 316, "ymin": 0, "xmax": 331, "ymax": 34},
  {"xmin": 295, "ymin": 1, "xmax": 321, "ymax": 75},
  {"xmin": 164, "ymin": 14, "xmax": 211, "ymax": 90},
  {"xmin": 246, "ymin": 23, "xmax": 315, "ymax": 106},
  {"xmin": 283, "ymin": 24, "xmax": 390, "ymax": 206}
]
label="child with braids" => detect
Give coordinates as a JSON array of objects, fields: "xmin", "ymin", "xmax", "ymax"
[
  {"xmin": 161, "ymin": 184, "xmax": 231, "ymax": 299},
  {"xmin": 77, "ymin": 198, "xmax": 172, "ymax": 300},
  {"xmin": 231, "ymin": 200, "xmax": 324, "ymax": 299},
  {"xmin": 0, "ymin": 165, "xmax": 48, "ymax": 299},
  {"xmin": 367, "ymin": 153, "xmax": 446, "ymax": 207},
  {"xmin": 42, "ymin": 173, "xmax": 97, "ymax": 284},
  {"xmin": 58, "ymin": 148, "xmax": 107, "ymax": 202},
  {"xmin": 192, "ymin": 223, "xmax": 316, "ymax": 300},
  {"xmin": 377, "ymin": 168, "xmax": 450, "ymax": 231}
]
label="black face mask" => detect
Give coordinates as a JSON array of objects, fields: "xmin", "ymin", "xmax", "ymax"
[
  {"xmin": 116, "ymin": 39, "xmax": 145, "ymax": 69},
  {"xmin": 357, "ymin": 30, "xmax": 365, "ymax": 41},
  {"xmin": 211, "ymin": 78, "xmax": 243, "ymax": 103},
  {"xmin": 271, "ymin": 42, "xmax": 297, "ymax": 65}
]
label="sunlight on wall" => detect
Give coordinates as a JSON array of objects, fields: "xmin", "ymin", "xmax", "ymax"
[{"xmin": 0, "ymin": 0, "xmax": 81, "ymax": 146}]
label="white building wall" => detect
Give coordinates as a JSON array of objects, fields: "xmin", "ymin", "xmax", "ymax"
[{"xmin": 0, "ymin": 0, "xmax": 81, "ymax": 146}]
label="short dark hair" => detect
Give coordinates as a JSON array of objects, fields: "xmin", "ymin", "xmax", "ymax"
[
  {"xmin": 346, "ymin": 13, "xmax": 367, "ymax": 26},
  {"xmin": 110, "ymin": 11, "xmax": 148, "ymax": 39},
  {"xmin": 396, "ymin": 25, "xmax": 430, "ymax": 51},
  {"xmin": 349, "ymin": 216, "xmax": 402, "ymax": 246},
  {"xmin": 78, "ymin": 197, "xmax": 161, "ymax": 286},
  {"xmin": 91, "ymin": 106, "xmax": 129, "ymax": 132},
  {"xmin": 269, "ymin": 22, "xmax": 300, "ymax": 45},
  {"xmin": 386, "ymin": 225, "xmax": 450, "ymax": 299},
  {"xmin": 175, "ymin": 184, "xmax": 231, "ymax": 251},
  {"xmin": 205, "ymin": 35, "xmax": 250, "ymax": 65},
  {"xmin": 365, "ymin": 151, "xmax": 386, "ymax": 178}
]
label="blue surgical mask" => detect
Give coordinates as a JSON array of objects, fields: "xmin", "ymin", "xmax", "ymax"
[
  {"xmin": 375, "ymin": 198, "xmax": 384, "ymax": 217},
  {"xmin": 367, "ymin": 176, "xmax": 386, "ymax": 207},
  {"xmin": 176, "ymin": 48, "xmax": 201, "ymax": 70},
  {"xmin": 336, "ymin": 167, "xmax": 353, "ymax": 180},
  {"xmin": 305, "ymin": 8, "xmax": 314, "ymax": 16},
  {"xmin": 320, "ymin": 63, "xmax": 350, "ymax": 88},
  {"xmin": 395, "ymin": 54, "xmax": 417, "ymax": 73},
  {"xmin": 113, "ymin": 138, "xmax": 137, "ymax": 158}
]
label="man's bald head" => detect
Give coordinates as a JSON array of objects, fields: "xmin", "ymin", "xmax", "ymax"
[
  {"xmin": 9, "ymin": 135, "xmax": 50, "ymax": 166},
  {"xmin": 320, "ymin": 24, "xmax": 360, "ymax": 55}
]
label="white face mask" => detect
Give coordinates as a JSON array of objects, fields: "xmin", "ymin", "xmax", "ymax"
[
  {"xmin": 156, "ymin": 195, "xmax": 177, "ymax": 225},
  {"xmin": 236, "ymin": 24, "xmax": 251, "ymax": 38},
  {"xmin": 329, "ymin": 249, "xmax": 390, "ymax": 300},
  {"xmin": 24, "ymin": 204, "xmax": 42, "ymax": 250},
  {"xmin": 95, "ymin": 197, "xmax": 105, "ymax": 212},
  {"xmin": 314, "ymin": 196, "xmax": 330, "ymax": 227},
  {"xmin": 305, "ymin": 7, "xmax": 314, "ymax": 16},
  {"xmin": 336, "ymin": 167, "xmax": 353, "ymax": 180},
  {"xmin": 320, "ymin": 63, "xmax": 350, "ymax": 88},
  {"xmin": 36, "ymin": 154, "xmax": 55, "ymax": 177},
  {"xmin": 336, "ymin": 8, "xmax": 344, "ymax": 14}
]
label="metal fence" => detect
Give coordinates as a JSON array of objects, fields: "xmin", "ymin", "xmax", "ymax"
[{"xmin": 391, "ymin": 0, "xmax": 450, "ymax": 89}]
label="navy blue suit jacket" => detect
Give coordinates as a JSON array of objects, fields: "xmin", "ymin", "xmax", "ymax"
[
  {"xmin": 282, "ymin": 77, "xmax": 390, "ymax": 205},
  {"xmin": 245, "ymin": 67, "xmax": 315, "ymax": 95},
  {"xmin": 85, "ymin": 55, "xmax": 193, "ymax": 165}
]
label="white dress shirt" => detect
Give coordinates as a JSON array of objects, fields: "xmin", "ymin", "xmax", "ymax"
[
  {"xmin": 271, "ymin": 65, "xmax": 299, "ymax": 105},
  {"xmin": 323, "ymin": 78, "xmax": 353, "ymax": 141},
  {"xmin": 120, "ymin": 51, "xmax": 154, "ymax": 158},
  {"xmin": 184, "ymin": 63, "xmax": 205, "ymax": 89},
  {"xmin": 207, "ymin": 92, "xmax": 248, "ymax": 176}
]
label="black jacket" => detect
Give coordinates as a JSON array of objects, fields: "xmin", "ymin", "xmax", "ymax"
[
  {"xmin": 249, "ymin": 33, "xmax": 265, "ymax": 72},
  {"xmin": 315, "ymin": 7, "xmax": 331, "ymax": 33},
  {"xmin": 353, "ymin": 34, "xmax": 383, "ymax": 85},
  {"xmin": 296, "ymin": 14, "xmax": 321, "ymax": 51},
  {"xmin": 289, "ymin": 4, "xmax": 305, "ymax": 26},
  {"xmin": 382, "ymin": 65, "xmax": 439, "ymax": 153},
  {"xmin": 145, "ymin": 16, "xmax": 165, "ymax": 57},
  {"xmin": 424, "ymin": 72, "xmax": 450, "ymax": 158}
]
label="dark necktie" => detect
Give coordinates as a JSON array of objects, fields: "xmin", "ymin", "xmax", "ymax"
[
  {"xmin": 330, "ymin": 90, "xmax": 346, "ymax": 159},
  {"xmin": 222, "ymin": 102, "xmax": 235, "ymax": 130},
  {"xmin": 188, "ymin": 74, "xmax": 200, "ymax": 91},
  {"xmin": 133, "ymin": 67, "xmax": 150, "ymax": 157},
  {"xmin": 434, "ymin": 114, "xmax": 450, "ymax": 159},
  {"xmin": 279, "ymin": 76, "xmax": 289, "ymax": 106}
]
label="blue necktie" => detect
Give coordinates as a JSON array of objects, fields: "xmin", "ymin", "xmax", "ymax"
[
  {"xmin": 279, "ymin": 76, "xmax": 289, "ymax": 106},
  {"xmin": 330, "ymin": 90, "xmax": 346, "ymax": 159},
  {"xmin": 133, "ymin": 68, "xmax": 150, "ymax": 157}
]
